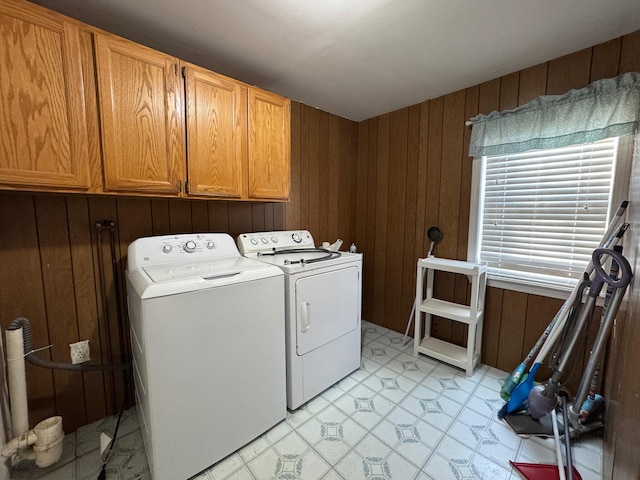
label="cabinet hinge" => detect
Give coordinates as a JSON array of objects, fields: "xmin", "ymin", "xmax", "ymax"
[
  {"xmin": 174, "ymin": 63, "xmax": 178, "ymax": 76},
  {"xmin": 185, "ymin": 181, "xmax": 189, "ymax": 194},
  {"xmin": 181, "ymin": 66, "xmax": 186, "ymax": 78},
  {"xmin": 178, "ymin": 180, "xmax": 182, "ymax": 193}
]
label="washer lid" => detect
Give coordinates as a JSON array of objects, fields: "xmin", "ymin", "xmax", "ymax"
[{"xmin": 142, "ymin": 256, "xmax": 267, "ymax": 282}]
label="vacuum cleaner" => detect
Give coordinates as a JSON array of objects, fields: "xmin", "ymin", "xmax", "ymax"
[
  {"xmin": 498, "ymin": 201, "xmax": 629, "ymax": 417},
  {"xmin": 528, "ymin": 247, "xmax": 632, "ymax": 423}
]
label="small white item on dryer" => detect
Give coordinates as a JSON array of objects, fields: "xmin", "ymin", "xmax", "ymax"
[{"xmin": 328, "ymin": 239, "xmax": 343, "ymax": 251}]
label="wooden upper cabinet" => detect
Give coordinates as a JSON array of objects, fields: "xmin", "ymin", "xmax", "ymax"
[
  {"xmin": 183, "ymin": 63, "xmax": 246, "ymax": 198},
  {"xmin": 94, "ymin": 34, "xmax": 184, "ymax": 195},
  {"xmin": 248, "ymin": 88, "xmax": 291, "ymax": 200},
  {"xmin": 0, "ymin": 1, "xmax": 90, "ymax": 190}
]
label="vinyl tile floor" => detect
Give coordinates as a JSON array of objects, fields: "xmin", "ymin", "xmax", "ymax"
[{"xmin": 12, "ymin": 321, "xmax": 604, "ymax": 480}]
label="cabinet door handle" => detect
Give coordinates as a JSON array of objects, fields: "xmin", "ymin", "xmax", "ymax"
[{"xmin": 300, "ymin": 302, "xmax": 310, "ymax": 333}]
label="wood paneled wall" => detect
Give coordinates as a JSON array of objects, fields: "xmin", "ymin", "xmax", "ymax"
[
  {"xmin": 285, "ymin": 103, "xmax": 359, "ymax": 244},
  {"xmin": 603, "ymin": 141, "xmax": 640, "ymax": 479}
]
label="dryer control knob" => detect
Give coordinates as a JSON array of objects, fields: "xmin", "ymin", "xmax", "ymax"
[
  {"xmin": 292, "ymin": 233, "xmax": 302, "ymax": 243},
  {"xmin": 206, "ymin": 241, "xmax": 215, "ymax": 249},
  {"xmin": 250, "ymin": 238, "xmax": 259, "ymax": 245},
  {"xmin": 162, "ymin": 244, "xmax": 172, "ymax": 253},
  {"xmin": 271, "ymin": 237, "xmax": 278, "ymax": 243},
  {"xmin": 261, "ymin": 238, "xmax": 269, "ymax": 244},
  {"xmin": 184, "ymin": 240, "xmax": 197, "ymax": 253}
]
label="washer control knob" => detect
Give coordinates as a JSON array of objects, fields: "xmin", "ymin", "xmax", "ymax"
[
  {"xmin": 250, "ymin": 238, "xmax": 259, "ymax": 245},
  {"xmin": 261, "ymin": 238, "xmax": 269, "ymax": 244},
  {"xmin": 184, "ymin": 240, "xmax": 197, "ymax": 253},
  {"xmin": 271, "ymin": 237, "xmax": 278, "ymax": 243},
  {"xmin": 162, "ymin": 244, "xmax": 172, "ymax": 253},
  {"xmin": 206, "ymin": 241, "xmax": 215, "ymax": 249},
  {"xmin": 292, "ymin": 233, "xmax": 302, "ymax": 243}
]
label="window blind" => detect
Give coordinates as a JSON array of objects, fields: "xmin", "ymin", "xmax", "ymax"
[{"xmin": 479, "ymin": 137, "xmax": 618, "ymax": 288}]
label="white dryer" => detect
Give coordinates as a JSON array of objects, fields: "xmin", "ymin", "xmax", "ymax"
[
  {"xmin": 126, "ymin": 233, "xmax": 286, "ymax": 480},
  {"xmin": 238, "ymin": 230, "xmax": 362, "ymax": 410}
]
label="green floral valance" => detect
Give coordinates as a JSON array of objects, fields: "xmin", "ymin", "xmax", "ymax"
[{"xmin": 467, "ymin": 72, "xmax": 640, "ymax": 157}]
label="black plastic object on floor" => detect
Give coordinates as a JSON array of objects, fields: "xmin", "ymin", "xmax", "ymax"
[
  {"xmin": 503, "ymin": 411, "xmax": 560, "ymax": 437},
  {"xmin": 509, "ymin": 461, "xmax": 582, "ymax": 480}
]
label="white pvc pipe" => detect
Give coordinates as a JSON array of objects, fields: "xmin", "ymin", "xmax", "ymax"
[
  {"xmin": 3, "ymin": 327, "xmax": 65, "ymax": 469},
  {"xmin": 5, "ymin": 328, "xmax": 28, "ymax": 438},
  {"xmin": 33, "ymin": 416, "xmax": 64, "ymax": 468},
  {"xmin": 0, "ymin": 335, "xmax": 10, "ymax": 480}
]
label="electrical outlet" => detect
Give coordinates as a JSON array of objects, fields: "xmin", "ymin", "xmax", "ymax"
[{"xmin": 69, "ymin": 340, "xmax": 91, "ymax": 364}]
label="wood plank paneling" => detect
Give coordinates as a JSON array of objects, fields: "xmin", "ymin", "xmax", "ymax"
[
  {"xmin": 168, "ymin": 200, "xmax": 192, "ymax": 233},
  {"xmin": 327, "ymin": 115, "xmax": 340, "ymax": 242},
  {"xmin": 306, "ymin": 107, "xmax": 320, "ymax": 238},
  {"xmin": 373, "ymin": 114, "xmax": 390, "ymax": 327},
  {"xmin": 499, "ymin": 72, "xmax": 519, "ymax": 110},
  {"xmin": 285, "ymin": 101, "xmax": 301, "ymax": 230},
  {"xmin": 383, "ymin": 109, "xmax": 408, "ymax": 332},
  {"xmin": 362, "ymin": 118, "xmax": 378, "ymax": 322},
  {"xmin": 414, "ymin": 102, "xmax": 429, "ymax": 259},
  {"xmin": 87, "ymin": 196, "xmax": 119, "ymax": 412},
  {"xmin": 0, "ymin": 195, "xmax": 55, "ymax": 425},
  {"xmin": 590, "ymin": 38, "xmax": 621, "ymax": 81},
  {"xmin": 400, "ymin": 106, "xmax": 421, "ymax": 327},
  {"xmin": 618, "ymin": 30, "xmax": 640, "ymax": 74},
  {"xmin": 66, "ymin": 197, "xmax": 108, "ymax": 423},
  {"xmin": 191, "ymin": 201, "xmax": 209, "ymax": 232},
  {"xmin": 518, "ymin": 64, "xmax": 547, "ymax": 106},
  {"xmin": 318, "ymin": 111, "xmax": 329, "ymax": 242},
  {"xmin": 273, "ymin": 203, "xmax": 286, "ymax": 230},
  {"xmin": 546, "ymin": 48, "xmax": 592, "ymax": 95},
  {"xmin": 250, "ymin": 204, "xmax": 265, "ymax": 232},
  {"xmin": 340, "ymin": 117, "xmax": 355, "ymax": 243},
  {"xmin": 150, "ymin": 199, "xmax": 170, "ymax": 235},
  {"xmin": 34, "ymin": 196, "xmax": 87, "ymax": 432},
  {"xmin": 481, "ymin": 287, "xmax": 503, "ymax": 366},
  {"xmin": 298, "ymin": 105, "xmax": 310, "ymax": 233},
  {"xmin": 227, "ymin": 203, "xmax": 252, "ymax": 238},
  {"xmin": 355, "ymin": 121, "xmax": 369, "ymax": 250},
  {"xmin": 208, "ymin": 202, "xmax": 229, "ymax": 232}
]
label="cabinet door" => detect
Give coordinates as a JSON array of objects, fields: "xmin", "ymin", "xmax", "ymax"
[
  {"xmin": 183, "ymin": 64, "xmax": 245, "ymax": 198},
  {"xmin": 0, "ymin": 2, "xmax": 90, "ymax": 190},
  {"xmin": 95, "ymin": 34, "xmax": 184, "ymax": 195},
  {"xmin": 247, "ymin": 88, "xmax": 290, "ymax": 200}
]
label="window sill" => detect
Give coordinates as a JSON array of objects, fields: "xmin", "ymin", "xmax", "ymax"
[{"xmin": 486, "ymin": 275, "xmax": 576, "ymax": 300}]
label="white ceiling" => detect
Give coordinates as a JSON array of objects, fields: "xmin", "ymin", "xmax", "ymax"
[{"xmin": 30, "ymin": 0, "xmax": 640, "ymax": 121}]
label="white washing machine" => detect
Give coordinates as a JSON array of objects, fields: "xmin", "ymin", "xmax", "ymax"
[
  {"xmin": 126, "ymin": 233, "xmax": 286, "ymax": 480},
  {"xmin": 238, "ymin": 230, "xmax": 362, "ymax": 410}
]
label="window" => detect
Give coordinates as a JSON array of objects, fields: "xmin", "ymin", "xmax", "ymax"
[{"xmin": 468, "ymin": 135, "xmax": 632, "ymax": 298}]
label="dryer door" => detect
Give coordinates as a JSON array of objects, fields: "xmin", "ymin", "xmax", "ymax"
[{"xmin": 295, "ymin": 265, "xmax": 359, "ymax": 355}]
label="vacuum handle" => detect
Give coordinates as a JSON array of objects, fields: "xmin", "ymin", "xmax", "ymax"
[{"xmin": 590, "ymin": 248, "xmax": 633, "ymax": 296}]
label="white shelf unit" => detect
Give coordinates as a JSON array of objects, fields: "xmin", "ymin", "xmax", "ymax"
[{"xmin": 413, "ymin": 257, "xmax": 487, "ymax": 376}]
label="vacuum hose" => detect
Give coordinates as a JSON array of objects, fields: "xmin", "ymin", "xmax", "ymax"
[{"xmin": 7, "ymin": 317, "xmax": 130, "ymax": 372}]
